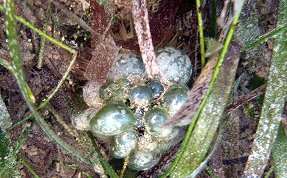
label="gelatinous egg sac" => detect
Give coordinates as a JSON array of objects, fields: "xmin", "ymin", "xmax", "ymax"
[
  {"xmin": 128, "ymin": 151, "xmax": 160, "ymax": 171},
  {"xmin": 108, "ymin": 54, "xmax": 148, "ymax": 84},
  {"xmin": 90, "ymin": 103, "xmax": 136, "ymax": 136},
  {"xmin": 156, "ymin": 47, "xmax": 192, "ymax": 85},
  {"xmin": 144, "ymin": 107, "xmax": 173, "ymax": 137},
  {"xmin": 99, "ymin": 79, "xmax": 131, "ymax": 102},
  {"xmin": 71, "ymin": 108, "xmax": 99, "ymax": 131},
  {"xmin": 162, "ymin": 85, "xmax": 188, "ymax": 116},
  {"xmin": 77, "ymin": 49, "xmax": 192, "ymax": 172},
  {"xmin": 112, "ymin": 130, "xmax": 138, "ymax": 159},
  {"xmin": 147, "ymin": 80, "xmax": 164, "ymax": 99},
  {"xmin": 129, "ymin": 85, "xmax": 153, "ymax": 109}
]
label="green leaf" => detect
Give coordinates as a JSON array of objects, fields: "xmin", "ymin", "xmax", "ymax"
[
  {"xmin": 161, "ymin": 1, "xmax": 245, "ymax": 176},
  {"xmin": 272, "ymin": 124, "xmax": 287, "ymax": 177},
  {"xmin": 243, "ymin": 0, "xmax": 287, "ymax": 177},
  {"xmin": 0, "ymin": 95, "xmax": 21, "ymax": 177},
  {"xmin": 170, "ymin": 43, "xmax": 241, "ymax": 177},
  {"xmin": 87, "ymin": 131, "xmax": 119, "ymax": 178},
  {"xmin": 3, "ymin": 0, "xmax": 92, "ymax": 167}
]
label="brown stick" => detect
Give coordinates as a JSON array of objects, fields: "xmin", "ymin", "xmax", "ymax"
[{"xmin": 132, "ymin": 0, "xmax": 159, "ymax": 79}]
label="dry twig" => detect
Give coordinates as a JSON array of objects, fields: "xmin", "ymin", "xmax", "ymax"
[{"xmin": 132, "ymin": 0, "xmax": 159, "ymax": 79}]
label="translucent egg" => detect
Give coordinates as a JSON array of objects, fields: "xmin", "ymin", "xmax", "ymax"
[
  {"xmin": 108, "ymin": 54, "xmax": 148, "ymax": 84},
  {"xmin": 129, "ymin": 85, "xmax": 153, "ymax": 109},
  {"xmin": 99, "ymin": 79, "xmax": 131, "ymax": 102},
  {"xmin": 156, "ymin": 127, "xmax": 186, "ymax": 153},
  {"xmin": 144, "ymin": 107, "xmax": 173, "ymax": 137},
  {"xmin": 156, "ymin": 47, "xmax": 192, "ymax": 85},
  {"xmin": 147, "ymin": 80, "xmax": 164, "ymax": 99},
  {"xmin": 137, "ymin": 134, "xmax": 164, "ymax": 155},
  {"xmin": 128, "ymin": 151, "xmax": 160, "ymax": 171},
  {"xmin": 99, "ymin": 81, "xmax": 117, "ymax": 101},
  {"xmin": 112, "ymin": 130, "xmax": 138, "ymax": 159},
  {"xmin": 109, "ymin": 88, "xmax": 126, "ymax": 102},
  {"xmin": 162, "ymin": 85, "xmax": 188, "ymax": 116},
  {"xmin": 164, "ymin": 127, "xmax": 186, "ymax": 144},
  {"xmin": 90, "ymin": 103, "xmax": 136, "ymax": 136},
  {"xmin": 71, "ymin": 108, "xmax": 99, "ymax": 131}
]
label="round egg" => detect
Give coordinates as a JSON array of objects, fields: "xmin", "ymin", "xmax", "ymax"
[
  {"xmin": 128, "ymin": 151, "xmax": 160, "ymax": 171},
  {"xmin": 129, "ymin": 85, "xmax": 153, "ymax": 109},
  {"xmin": 83, "ymin": 80, "xmax": 103, "ymax": 108},
  {"xmin": 99, "ymin": 79, "xmax": 131, "ymax": 102},
  {"xmin": 162, "ymin": 85, "xmax": 188, "ymax": 116},
  {"xmin": 156, "ymin": 47, "xmax": 192, "ymax": 85},
  {"xmin": 112, "ymin": 130, "xmax": 138, "ymax": 159},
  {"xmin": 147, "ymin": 80, "xmax": 164, "ymax": 99},
  {"xmin": 156, "ymin": 127, "xmax": 186, "ymax": 153},
  {"xmin": 71, "ymin": 108, "xmax": 99, "ymax": 131},
  {"xmin": 144, "ymin": 107, "xmax": 173, "ymax": 137},
  {"xmin": 90, "ymin": 103, "xmax": 135, "ymax": 136},
  {"xmin": 99, "ymin": 81, "xmax": 117, "ymax": 101},
  {"xmin": 108, "ymin": 54, "xmax": 148, "ymax": 84}
]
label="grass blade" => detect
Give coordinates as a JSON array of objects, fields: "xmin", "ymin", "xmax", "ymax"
[
  {"xmin": 0, "ymin": 95, "xmax": 21, "ymax": 177},
  {"xmin": 17, "ymin": 154, "xmax": 40, "ymax": 178},
  {"xmin": 243, "ymin": 1, "xmax": 287, "ymax": 176},
  {"xmin": 0, "ymin": 122, "xmax": 33, "ymax": 175},
  {"xmin": 243, "ymin": 25, "xmax": 287, "ymax": 51},
  {"xmin": 272, "ymin": 124, "xmax": 287, "ymax": 177},
  {"xmin": 161, "ymin": 1, "xmax": 245, "ymax": 177},
  {"xmin": 170, "ymin": 42, "xmax": 241, "ymax": 177},
  {"xmin": 3, "ymin": 0, "xmax": 92, "ymax": 166},
  {"xmin": 0, "ymin": 3, "xmax": 77, "ymax": 128},
  {"xmin": 87, "ymin": 131, "xmax": 119, "ymax": 178},
  {"xmin": 196, "ymin": 0, "xmax": 206, "ymax": 67}
]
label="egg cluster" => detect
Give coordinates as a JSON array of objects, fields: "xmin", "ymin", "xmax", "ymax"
[{"xmin": 72, "ymin": 47, "xmax": 192, "ymax": 170}]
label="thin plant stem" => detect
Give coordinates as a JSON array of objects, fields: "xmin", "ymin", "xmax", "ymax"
[
  {"xmin": 1, "ymin": 3, "xmax": 77, "ymax": 128},
  {"xmin": 51, "ymin": 0, "xmax": 98, "ymax": 36},
  {"xmin": 196, "ymin": 0, "xmax": 206, "ymax": 67},
  {"xmin": 0, "ymin": 122, "xmax": 34, "ymax": 175},
  {"xmin": 87, "ymin": 131, "xmax": 119, "ymax": 178},
  {"xmin": 63, "ymin": 162, "xmax": 93, "ymax": 178},
  {"xmin": 0, "ymin": 58, "xmax": 14, "ymax": 72},
  {"xmin": 11, "ymin": 52, "xmax": 77, "ymax": 128},
  {"xmin": 3, "ymin": 0, "xmax": 92, "ymax": 166},
  {"xmin": 264, "ymin": 165, "xmax": 274, "ymax": 178},
  {"xmin": 120, "ymin": 156, "xmax": 130, "ymax": 178},
  {"xmin": 160, "ymin": 1, "xmax": 245, "ymax": 177},
  {"xmin": 243, "ymin": 25, "xmax": 287, "ymax": 50},
  {"xmin": 17, "ymin": 154, "xmax": 40, "ymax": 178},
  {"xmin": 47, "ymin": 103, "xmax": 86, "ymax": 150},
  {"xmin": 37, "ymin": 3, "xmax": 52, "ymax": 68},
  {"xmin": 0, "ymin": 4, "xmax": 76, "ymax": 54}
]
